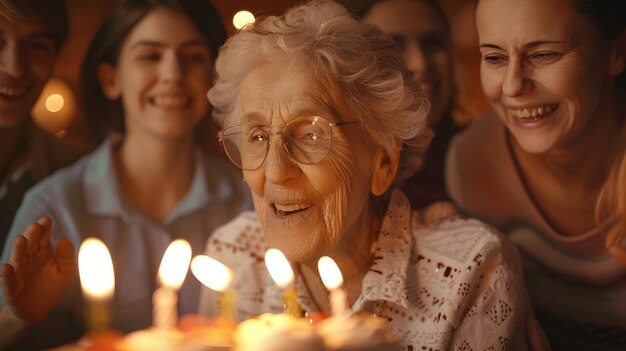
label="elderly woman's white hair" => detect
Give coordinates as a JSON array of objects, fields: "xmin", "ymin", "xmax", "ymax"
[{"xmin": 209, "ymin": 0, "xmax": 432, "ymax": 188}]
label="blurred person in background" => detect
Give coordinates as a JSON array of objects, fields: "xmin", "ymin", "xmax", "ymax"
[
  {"xmin": 352, "ymin": 0, "xmax": 463, "ymax": 211},
  {"xmin": 0, "ymin": 0, "xmax": 90, "ymax": 250},
  {"xmin": 0, "ymin": 0, "xmax": 250, "ymax": 349}
]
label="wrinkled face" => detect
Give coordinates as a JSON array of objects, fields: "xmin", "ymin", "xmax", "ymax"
[
  {"xmin": 101, "ymin": 7, "xmax": 212, "ymax": 140},
  {"xmin": 477, "ymin": 0, "xmax": 614, "ymax": 154},
  {"xmin": 362, "ymin": 0, "xmax": 453, "ymax": 126},
  {"xmin": 0, "ymin": 14, "xmax": 56, "ymax": 128},
  {"xmin": 237, "ymin": 61, "xmax": 380, "ymax": 262}
]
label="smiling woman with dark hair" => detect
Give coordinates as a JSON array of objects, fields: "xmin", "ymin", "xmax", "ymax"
[{"xmin": 0, "ymin": 1, "xmax": 250, "ymax": 349}]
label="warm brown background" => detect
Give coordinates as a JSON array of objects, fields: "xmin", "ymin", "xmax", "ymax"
[
  {"xmin": 43, "ymin": 0, "xmax": 484, "ymax": 140},
  {"xmin": 55, "ymin": 1, "xmax": 303, "ymax": 96}
]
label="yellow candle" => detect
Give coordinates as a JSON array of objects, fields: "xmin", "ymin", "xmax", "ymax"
[
  {"xmin": 318, "ymin": 256, "xmax": 348, "ymax": 316},
  {"xmin": 78, "ymin": 238, "xmax": 115, "ymax": 332},
  {"xmin": 154, "ymin": 239, "xmax": 192, "ymax": 330},
  {"xmin": 264, "ymin": 249, "xmax": 302, "ymax": 317},
  {"xmin": 191, "ymin": 255, "xmax": 235, "ymax": 319}
]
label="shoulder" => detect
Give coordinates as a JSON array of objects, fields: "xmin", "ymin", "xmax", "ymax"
[
  {"xmin": 410, "ymin": 216, "xmax": 526, "ymax": 330},
  {"xmin": 23, "ymin": 151, "xmax": 92, "ymax": 204},
  {"xmin": 413, "ymin": 216, "xmax": 519, "ymax": 267}
]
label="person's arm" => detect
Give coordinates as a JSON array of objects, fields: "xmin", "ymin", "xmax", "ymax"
[{"xmin": 0, "ymin": 216, "xmax": 76, "ymax": 349}]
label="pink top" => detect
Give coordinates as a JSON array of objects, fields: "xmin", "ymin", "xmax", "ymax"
[{"xmin": 446, "ymin": 112, "xmax": 626, "ymax": 346}]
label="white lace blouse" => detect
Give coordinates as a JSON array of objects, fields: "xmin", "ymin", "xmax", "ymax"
[{"xmin": 199, "ymin": 191, "xmax": 528, "ymax": 350}]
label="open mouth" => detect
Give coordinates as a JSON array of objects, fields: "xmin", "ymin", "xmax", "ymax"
[
  {"xmin": 509, "ymin": 103, "xmax": 558, "ymax": 121},
  {"xmin": 273, "ymin": 203, "xmax": 313, "ymax": 216},
  {"xmin": 150, "ymin": 95, "xmax": 190, "ymax": 108},
  {"xmin": 0, "ymin": 85, "xmax": 27, "ymax": 98}
]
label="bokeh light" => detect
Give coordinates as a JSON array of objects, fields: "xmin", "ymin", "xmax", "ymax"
[
  {"xmin": 45, "ymin": 94, "xmax": 64, "ymax": 113},
  {"xmin": 233, "ymin": 10, "xmax": 255, "ymax": 30}
]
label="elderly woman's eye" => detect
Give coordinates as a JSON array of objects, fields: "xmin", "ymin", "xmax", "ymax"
[
  {"xmin": 250, "ymin": 133, "xmax": 267, "ymax": 143},
  {"xmin": 306, "ymin": 132, "xmax": 319, "ymax": 141},
  {"xmin": 244, "ymin": 128, "xmax": 267, "ymax": 144}
]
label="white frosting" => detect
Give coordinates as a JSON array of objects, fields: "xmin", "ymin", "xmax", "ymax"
[
  {"xmin": 235, "ymin": 314, "xmax": 325, "ymax": 351},
  {"xmin": 316, "ymin": 314, "xmax": 401, "ymax": 351},
  {"xmin": 117, "ymin": 328, "xmax": 232, "ymax": 351}
]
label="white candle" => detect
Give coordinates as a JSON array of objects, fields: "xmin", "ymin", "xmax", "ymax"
[
  {"xmin": 318, "ymin": 256, "xmax": 348, "ymax": 316},
  {"xmin": 191, "ymin": 255, "xmax": 234, "ymax": 319},
  {"xmin": 154, "ymin": 239, "xmax": 191, "ymax": 330},
  {"xmin": 264, "ymin": 249, "xmax": 301, "ymax": 317},
  {"xmin": 78, "ymin": 238, "xmax": 115, "ymax": 332}
]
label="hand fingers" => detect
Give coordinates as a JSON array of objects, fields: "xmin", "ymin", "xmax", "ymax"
[
  {"xmin": 8, "ymin": 235, "xmax": 28, "ymax": 269},
  {"xmin": 23, "ymin": 222, "xmax": 43, "ymax": 256},
  {"xmin": 38, "ymin": 217, "xmax": 53, "ymax": 253},
  {"xmin": 36, "ymin": 216, "xmax": 52, "ymax": 232},
  {"xmin": 610, "ymin": 246, "xmax": 626, "ymax": 267},
  {"xmin": 55, "ymin": 237, "xmax": 77, "ymax": 275},
  {"xmin": 0, "ymin": 263, "xmax": 17, "ymax": 297}
]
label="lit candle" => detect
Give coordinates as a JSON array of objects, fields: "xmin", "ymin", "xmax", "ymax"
[
  {"xmin": 318, "ymin": 256, "xmax": 348, "ymax": 316},
  {"xmin": 264, "ymin": 249, "xmax": 301, "ymax": 317},
  {"xmin": 154, "ymin": 239, "xmax": 192, "ymax": 330},
  {"xmin": 191, "ymin": 255, "xmax": 234, "ymax": 319},
  {"xmin": 78, "ymin": 238, "xmax": 115, "ymax": 332}
]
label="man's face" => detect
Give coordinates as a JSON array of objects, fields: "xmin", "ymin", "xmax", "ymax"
[{"xmin": 0, "ymin": 14, "xmax": 57, "ymax": 128}]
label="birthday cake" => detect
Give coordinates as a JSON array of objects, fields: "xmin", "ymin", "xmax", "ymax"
[
  {"xmin": 235, "ymin": 313, "xmax": 325, "ymax": 351},
  {"xmin": 317, "ymin": 313, "xmax": 401, "ymax": 351},
  {"xmin": 50, "ymin": 311, "xmax": 401, "ymax": 351}
]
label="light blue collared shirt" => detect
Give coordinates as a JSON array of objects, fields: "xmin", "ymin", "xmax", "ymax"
[{"xmin": 0, "ymin": 138, "xmax": 251, "ymax": 349}]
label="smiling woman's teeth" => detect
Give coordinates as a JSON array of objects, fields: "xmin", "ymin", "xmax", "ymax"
[
  {"xmin": 153, "ymin": 96, "xmax": 189, "ymax": 107},
  {"xmin": 511, "ymin": 103, "xmax": 558, "ymax": 120},
  {"xmin": 0, "ymin": 85, "xmax": 27, "ymax": 97}
]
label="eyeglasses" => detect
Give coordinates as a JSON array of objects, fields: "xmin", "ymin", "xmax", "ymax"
[{"xmin": 217, "ymin": 116, "xmax": 360, "ymax": 170}]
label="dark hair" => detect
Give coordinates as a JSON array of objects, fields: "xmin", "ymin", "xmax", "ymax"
[
  {"xmin": 80, "ymin": 0, "xmax": 227, "ymax": 140},
  {"xmin": 0, "ymin": 0, "xmax": 69, "ymax": 50},
  {"xmin": 572, "ymin": 0, "xmax": 626, "ymax": 90}
]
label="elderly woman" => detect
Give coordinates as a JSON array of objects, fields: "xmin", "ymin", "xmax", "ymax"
[
  {"xmin": 199, "ymin": 1, "xmax": 527, "ymax": 349},
  {"xmin": 446, "ymin": 0, "xmax": 625, "ymax": 349}
]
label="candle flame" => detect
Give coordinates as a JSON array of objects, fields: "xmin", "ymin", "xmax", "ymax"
[
  {"xmin": 318, "ymin": 256, "xmax": 343, "ymax": 290},
  {"xmin": 78, "ymin": 238, "xmax": 114, "ymax": 301},
  {"xmin": 191, "ymin": 255, "xmax": 233, "ymax": 292},
  {"xmin": 264, "ymin": 249, "xmax": 294, "ymax": 288},
  {"xmin": 158, "ymin": 239, "xmax": 192, "ymax": 289}
]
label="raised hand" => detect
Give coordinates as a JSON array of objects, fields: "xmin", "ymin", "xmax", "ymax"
[{"xmin": 0, "ymin": 216, "xmax": 76, "ymax": 324}]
